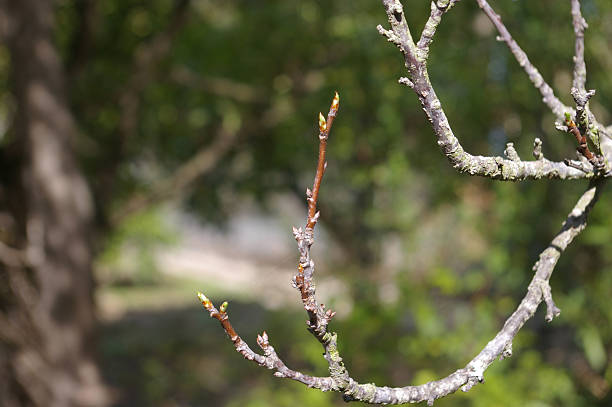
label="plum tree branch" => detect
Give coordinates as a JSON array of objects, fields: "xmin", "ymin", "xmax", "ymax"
[
  {"xmin": 571, "ymin": 0, "xmax": 588, "ymax": 94},
  {"xmin": 379, "ymin": 0, "xmax": 603, "ymax": 181},
  {"xmin": 196, "ymin": 1, "xmax": 610, "ymax": 404},
  {"xmin": 196, "ymin": 90, "xmax": 607, "ymax": 404},
  {"xmin": 476, "ymin": 0, "xmax": 611, "ymax": 153}
]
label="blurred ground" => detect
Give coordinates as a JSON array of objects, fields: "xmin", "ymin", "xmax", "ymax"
[{"xmin": 97, "ymin": 193, "xmax": 351, "ymax": 321}]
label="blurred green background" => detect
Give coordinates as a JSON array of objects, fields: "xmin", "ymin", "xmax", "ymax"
[{"xmin": 2, "ymin": 0, "xmax": 612, "ymax": 406}]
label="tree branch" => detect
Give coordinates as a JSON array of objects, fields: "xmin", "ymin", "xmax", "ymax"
[
  {"xmin": 195, "ymin": 1, "xmax": 611, "ymax": 403},
  {"xmin": 475, "ymin": 0, "xmax": 611, "ymax": 145},
  {"xmin": 196, "ymin": 293, "xmax": 335, "ymax": 389},
  {"xmin": 417, "ymin": 1, "xmax": 461, "ymax": 61},
  {"xmin": 196, "ymin": 82, "xmax": 607, "ymax": 404},
  {"xmin": 378, "ymin": 0, "xmax": 593, "ymax": 181},
  {"xmin": 570, "ymin": 0, "xmax": 588, "ymax": 93},
  {"xmin": 475, "ymin": 0, "xmax": 569, "ymax": 118}
]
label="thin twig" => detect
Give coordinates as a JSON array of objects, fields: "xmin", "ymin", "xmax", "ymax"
[
  {"xmin": 198, "ymin": 174, "xmax": 605, "ymax": 404},
  {"xmin": 417, "ymin": 0, "xmax": 461, "ymax": 60},
  {"xmin": 571, "ymin": 0, "xmax": 588, "ymax": 93},
  {"xmin": 307, "ymin": 92, "xmax": 339, "ymax": 229},
  {"xmin": 196, "ymin": 293, "xmax": 335, "ymax": 388},
  {"xmin": 475, "ymin": 0, "xmax": 610, "ymax": 143},
  {"xmin": 475, "ymin": 0, "xmax": 568, "ymax": 118},
  {"xmin": 565, "ymin": 114, "xmax": 595, "ymax": 162}
]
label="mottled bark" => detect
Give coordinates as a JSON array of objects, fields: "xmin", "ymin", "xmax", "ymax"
[{"xmin": 0, "ymin": 0, "xmax": 109, "ymax": 406}]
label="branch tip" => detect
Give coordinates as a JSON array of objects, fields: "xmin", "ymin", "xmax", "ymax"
[
  {"xmin": 331, "ymin": 91, "xmax": 340, "ymax": 112},
  {"xmin": 319, "ymin": 112, "xmax": 327, "ymax": 133},
  {"xmin": 197, "ymin": 291, "xmax": 213, "ymax": 309}
]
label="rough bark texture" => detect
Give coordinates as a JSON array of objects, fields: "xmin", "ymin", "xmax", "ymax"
[{"xmin": 0, "ymin": 0, "xmax": 109, "ymax": 406}]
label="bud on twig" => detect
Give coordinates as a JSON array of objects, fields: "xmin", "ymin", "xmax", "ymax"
[
  {"xmin": 319, "ymin": 112, "xmax": 327, "ymax": 132},
  {"xmin": 197, "ymin": 291, "xmax": 213, "ymax": 310},
  {"xmin": 220, "ymin": 301, "xmax": 228, "ymax": 313},
  {"xmin": 331, "ymin": 91, "xmax": 340, "ymax": 113}
]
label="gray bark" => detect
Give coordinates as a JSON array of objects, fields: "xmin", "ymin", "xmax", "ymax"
[{"xmin": 0, "ymin": 0, "xmax": 109, "ymax": 406}]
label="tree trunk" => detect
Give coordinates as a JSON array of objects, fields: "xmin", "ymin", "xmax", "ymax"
[{"xmin": 0, "ymin": 0, "xmax": 109, "ymax": 406}]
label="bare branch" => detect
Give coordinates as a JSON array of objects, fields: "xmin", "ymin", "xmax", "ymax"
[
  {"xmin": 196, "ymin": 293, "xmax": 335, "ymax": 389},
  {"xmin": 198, "ymin": 178, "xmax": 605, "ymax": 404},
  {"xmin": 571, "ymin": 0, "xmax": 588, "ymax": 93},
  {"xmin": 475, "ymin": 0, "xmax": 569, "ymax": 118},
  {"xmin": 197, "ymin": 2, "xmax": 611, "ymax": 404},
  {"xmin": 196, "ymin": 82, "xmax": 607, "ymax": 404},
  {"xmin": 378, "ymin": 0, "xmax": 592, "ymax": 180},
  {"xmin": 475, "ymin": 0, "xmax": 611, "ymax": 145},
  {"xmin": 307, "ymin": 92, "xmax": 339, "ymax": 229},
  {"xmin": 417, "ymin": 1, "xmax": 461, "ymax": 60}
]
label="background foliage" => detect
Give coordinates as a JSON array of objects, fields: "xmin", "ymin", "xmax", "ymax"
[{"xmin": 3, "ymin": 0, "xmax": 612, "ymax": 405}]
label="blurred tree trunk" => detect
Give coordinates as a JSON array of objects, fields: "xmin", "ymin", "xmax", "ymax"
[{"xmin": 0, "ymin": 0, "xmax": 109, "ymax": 406}]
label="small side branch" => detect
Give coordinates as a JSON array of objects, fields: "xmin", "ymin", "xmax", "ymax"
[
  {"xmin": 196, "ymin": 293, "xmax": 335, "ymax": 390},
  {"xmin": 417, "ymin": 1, "xmax": 460, "ymax": 61},
  {"xmin": 475, "ymin": 0, "xmax": 568, "ymax": 118},
  {"xmin": 307, "ymin": 92, "xmax": 339, "ymax": 229},
  {"xmin": 571, "ymin": 0, "xmax": 588, "ymax": 93},
  {"xmin": 476, "ymin": 0, "xmax": 610, "ymax": 143}
]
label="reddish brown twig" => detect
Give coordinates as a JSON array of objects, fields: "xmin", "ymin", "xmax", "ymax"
[
  {"xmin": 565, "ymin": 115, "xmax": 595, "ymax": 162},
  {"xmin": 306, "ymin": 92, "xmax": 339, "ymax": 229},
  {"xmin": 198, "ymin": 294, "xmax": 238, "ymax": 342},
  {"xmin": 196, "ymin": 292, "xmax": 336, "ymax": 388}
]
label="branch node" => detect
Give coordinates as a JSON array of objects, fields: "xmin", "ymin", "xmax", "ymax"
[
  {"xmin": 532, "ymin": 278, "xmax": 561, "ymax": 322},
  {"xmin": 398, "ymin": 76, "xmax": 414, "ymax": 88},
  {"xmin": 563, "ymin": 159, "xmax": 593, "ymax": 174},
  {"xmin": 500, "ymin": 342, "xmax": 513, "ymax": 360},
  {"xmin": 503, "ymin": 142, "xmax": 520, "ymax": 162},
  {"xmin": 532, "ymin": 138, "xmax": 543, "ymax": 160}
]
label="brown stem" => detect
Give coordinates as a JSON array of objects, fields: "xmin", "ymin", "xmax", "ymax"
[
  {"xmin": 307, "ymin": 92, "xmax": 339, "ymax": 229},
  {"xmin": 566, "ymin": 117, "xmax": 595, "ymax": 161}
]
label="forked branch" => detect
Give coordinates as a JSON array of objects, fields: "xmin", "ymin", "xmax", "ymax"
[
  {"xmin": 476, "ymin": 0, "xmax": 611, "ymax": 152},
  {"xmin": 197, "ymin": 1, "xmax": 612, "ymax": 404},
  {"xmin": 197, "ymin": 92, "xmax": 606, "ymax": 404},
  {"xmin": 379, "ymin": 0, "xmax": 599, "ymax": 180}
]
